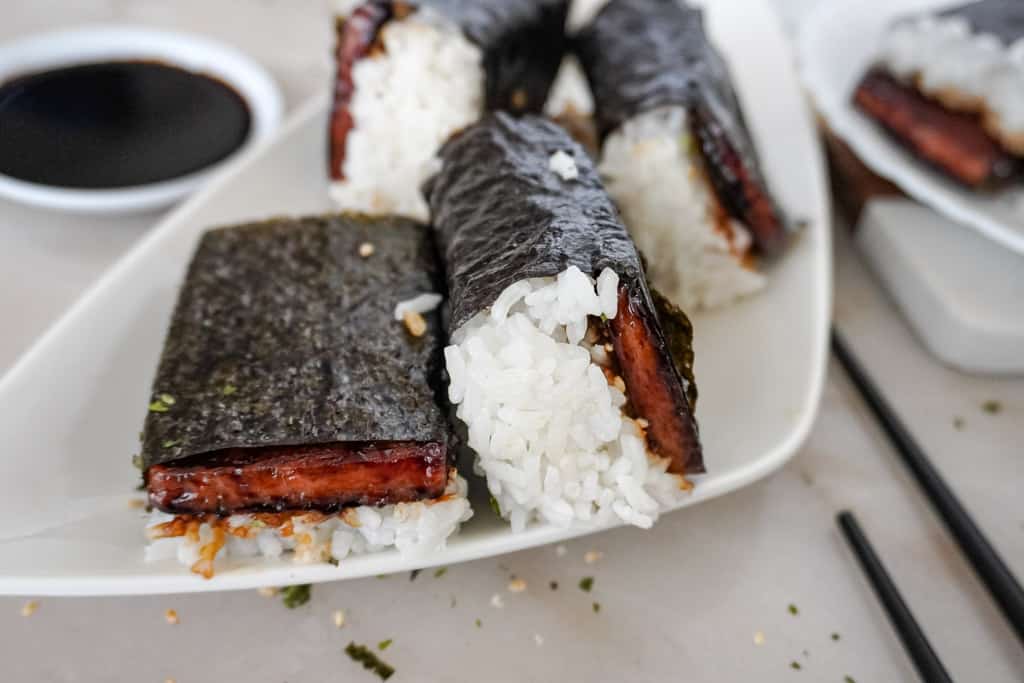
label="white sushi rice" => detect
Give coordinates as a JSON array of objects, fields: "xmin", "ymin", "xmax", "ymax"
[
  {"xmin": 145, "ymin": 473, "xmax": 472, "ymax": 572},
  {"xmin": 329, "ymin": 9, "xmax": 485, "ymax": 221},
  {"xmin": 599, "ymin": 106, "xmax": 764, "ymax": 311},
  {"xmin": 393, "ymin": 292, "xmax": 443, "ymax": 320},
  {"xmin": 548, "ymin": 150, "xmax": 579, "ymax": 181},
  {"xmin": 445, "ymin": 266, "xmax": 690, "ymax": 533}
]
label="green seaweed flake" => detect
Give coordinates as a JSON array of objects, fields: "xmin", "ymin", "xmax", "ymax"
[
  {"xmin": 378, "ymin": 639, "xmax": 393, "ymax": 651},
  {"xmin": 489, "ymin": 495, "xmax": 501, "ymax": 517},
  {"xmin": 161, "ymin": 439, "xmax": 180, "ymax": 449},
  {"xmin": 345, "ymin": 642, "xmax": 395, "ymax": 681},
  {"xmin": 222, "ymin": 384, "xmax": 237, "ymax": 396},
  {"xmin": 579, "ymin": 577, "xmax": 594, "ymax": 592},
  {"xmin": 434, "ymin": 567, "xmax": 447, "ymax": 578},
  {"xmin": 982, "ymin": 400, "xmax": 1002, "ymax": 414},
  {"xmin": 281, "ymin": 584, "xmax": 311, "ymax": 608},
  {"xmin": 148, "ymin": 399, "xmax": 170, "ymax": 413}
]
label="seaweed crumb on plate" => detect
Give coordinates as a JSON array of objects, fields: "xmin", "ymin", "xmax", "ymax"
[
  {"xmin": 281, "ymin": 584, "xmax": 311, "ymax": 608},
  {"xmin": 788, "ymin": 603, "xmax": 799, "ymax": 616},
  {"xmin": 579, "ymin": 577, "xmax": 594, "ymax": 592},
  {"xmin": 982, "ymin": 400, "xmax": 1002, "ymax": 414},
  {"xmin": 345, "ymin": 642, "xmax": 395, "ymax": 681}
]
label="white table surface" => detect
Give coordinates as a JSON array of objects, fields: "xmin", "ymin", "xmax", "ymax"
[{"xmin": 1, "ymin": 2, "xmax": 1021, "ymax": 681}]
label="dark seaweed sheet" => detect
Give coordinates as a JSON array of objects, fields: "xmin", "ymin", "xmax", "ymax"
[
  {"xmin": 428, "ymin": 0, "xmax": 569, "ymax": 113},
  {"xmin": 939, "ymin": 0, "xmax": 1024, "ymax": 45},
  {"xmin": 425, "ymin": 113, "xmax": 702, "ymax": 472},
  {"xmin": 575, "ymin": 0, "xmax": 786, "ymax": 254},
  {"xmin": 425, "ymin": 112, "xmax": 645, "ymax": 330},
  {"xmin": 140, "ymin": 214, "xmax": 448, "ymax": 470},
  {"xmin": 576, "ymin": 0, "xmax": 747, "ymax": 142}
]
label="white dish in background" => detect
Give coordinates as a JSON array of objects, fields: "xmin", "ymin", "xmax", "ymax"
[
  {"xmin": 0, "ymin": 25, "xmax": 283, "ymax": 215},
  {"xmin": 0, "ymin": 0, "xmax": 830, "ymax": 596},
  {"xmin": 800, "ymin": 0, "xmax": 1024, "ymax": 256}
]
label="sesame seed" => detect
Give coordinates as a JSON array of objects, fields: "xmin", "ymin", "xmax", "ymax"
[
  {"xmin": 555, "ymin": 545, "xmax": 567, "ymax": 557},
  {"xmin": 533, "ymin": 633, "xmax": 544, "ymax": 646},
  {"xmin": 583, "ymin": 550, "xmax": 603, "ymax": 564},
  {"xmin": 358, "ymin": 242, "xmax": 375, "ymax": 258},
  {"xmin": 508, "ymin": 578, "xmax": 527, "ymax": 593},
  {"xmin": 165, "ymin": 609, "xmax": 179, "ymax": 625},
  {"xmin": 257, "ymin": 586, "xmax": 279, "ymax": 598},
  {"xmin": 753, "ymin": 631, "xmax": 765, "ymax": 646},
  {"xmin": 635, "ymin": 418, "xmax": 649, "ymax": 429},
  {"xmin": 511, "ymin": 89, "xmax": 528, "ymax": 109},
  {"xmin": 604, "ymin": 343, "xmax": 614, "ymax": 353},
  {"xmin": 402, "ymin": 310, "xmax": 427, "ymax": 337},
  {"xmin": 165, "ymin": 679, "xmax": 176, "ymax": 683},
  {"xmin": 20, "ymin": 600, "xmax": 38, "ymax": 617},
  {"xmin": 128, "ymin": 498, "xmax": 146, "ymax": 509},
  {"xmin": 490, "ymin": 593, "xmax": 505, "ymax": 608},
  {"xmin": 612, "ymin": 376, "xmax": 626, "ymax": 392},
  {"xmin": 333, "ymin": 609, "xmax": 346, "ymax": 628}
]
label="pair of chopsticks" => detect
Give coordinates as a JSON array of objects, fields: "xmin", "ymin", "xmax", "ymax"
[{"xmin": 831, "ymin": 328, "xmax": 1024, "ymax": 680}]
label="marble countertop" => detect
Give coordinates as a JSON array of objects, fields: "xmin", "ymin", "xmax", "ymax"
[{"xmin": 0, "ymin": 2, "xmax": 1021, "ymax": 681}]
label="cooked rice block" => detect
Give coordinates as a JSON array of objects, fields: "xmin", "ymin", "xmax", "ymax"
[
  {"xmin": 328, "ymin": 0, "xmax": 568, "ymax": 221},
  {"xmin": 146, "ymin": 472, "xmax": 471, "ymax": 577},
  {"xmin": 600, "ymin": 107, "xmax": 764, "ymax": 311}
]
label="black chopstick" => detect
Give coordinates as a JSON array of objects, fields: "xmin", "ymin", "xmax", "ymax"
[
  {"xmin": 832, "ymin": 328, "xmax": 1024, "ymax": 646},
  {"xmin": 838, "ymin": 510, "xmax": 954, "ymax": 683}
]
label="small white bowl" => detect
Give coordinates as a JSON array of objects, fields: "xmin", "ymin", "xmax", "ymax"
[{"xmin": 0, "ymin": 25, "xmax": 284, "ymax": 215}]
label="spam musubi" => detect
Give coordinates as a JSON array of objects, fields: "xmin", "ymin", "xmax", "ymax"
[
  {"xmin": 576, "ymin": 0, "xmax": 786, "ymax": 311},
  {"xmin": 425, "ymin": 113, "xmax": 702, "ymax": 532},
  {"xmin": 141, "ymin": 214, "xmax": 470, "ymax": 577}
]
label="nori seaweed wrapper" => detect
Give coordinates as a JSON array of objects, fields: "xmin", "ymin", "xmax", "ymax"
[
  {"xmin": 575, "ymin": 0, "xmax": 786, "ymax": 254},
  {"xmin": 140, "ymin": 214, "xmax": 448, "ymax": 471},
  {"xmin": 575, "ymin": 0, "xmax": 745, "ymax": 144},
  {"xmin": 937, "ymin": 0, "xmax": 1024, "ymax": 44},
  {"xmin": 425, "ymin": 112, "xmax": 645, "ymax": 331},
  {"xmin": 424, "ymin": 112, "xmax": 702, "ymax": 473}
]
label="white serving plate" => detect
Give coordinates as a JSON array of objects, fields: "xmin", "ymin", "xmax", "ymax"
[
  {"xmin": 0, "ymin": 0, "xmax": 830, "ymax": 596},
  {"xmin": 0, "ymin": 25, "xmax": 283, "ymax": 215},
  {"xmin": 800, "ymin": 0, "xmax": 1024, "ymax": 255}
]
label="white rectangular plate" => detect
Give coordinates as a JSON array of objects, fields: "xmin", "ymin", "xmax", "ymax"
[{"xmin": 0, "ymin": 0, "xmax": 830, "ymax": 595}]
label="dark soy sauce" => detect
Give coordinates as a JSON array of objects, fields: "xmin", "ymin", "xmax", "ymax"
[{"xmin": 0, "ymin": 61, "xmax": 251, "ymax": 189}]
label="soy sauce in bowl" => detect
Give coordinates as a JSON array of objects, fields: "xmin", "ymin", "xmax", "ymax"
[{"xmin": 0, "ymin": 61, "xmax": 251, "ymax": 189}]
